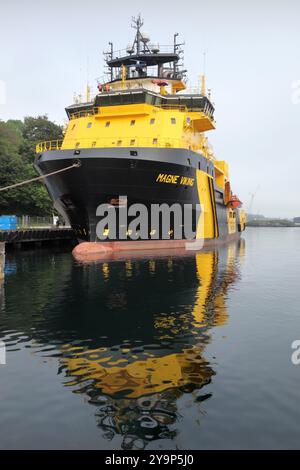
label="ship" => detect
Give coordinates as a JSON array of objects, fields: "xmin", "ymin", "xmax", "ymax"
[{"xmin": 34, "ymin": 15, "xmax": 246, "ymax": 255}]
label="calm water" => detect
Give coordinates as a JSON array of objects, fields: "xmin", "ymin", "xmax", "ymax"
[{"xmin": 0, "ymin": 228, "xmax": 300, "ymax": 450}]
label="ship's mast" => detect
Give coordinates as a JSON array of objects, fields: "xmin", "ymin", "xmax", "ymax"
[
  {"xmin": 131, "ymin": 14, "xmax": 151, "ymax": 55},
  {"xmin": 173, "ymin": 32, "xmax": 185, "ymax": 77},
  {"xmin": 102, "ymin": 15, "xmax": 187, "ymax": 89},
  {"xmin": 132, "ymin": 14, "xmax": 142, "ymax": 55}
]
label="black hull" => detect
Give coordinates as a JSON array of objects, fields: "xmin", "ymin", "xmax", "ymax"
[{"xmin": 35, "ymin": 147, "xmax": 238, "ymax": 242}]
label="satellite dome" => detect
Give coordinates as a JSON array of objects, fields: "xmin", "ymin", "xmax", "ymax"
[
  {"xmin": 140, "ymin": 32, "xmax": 150, "ymax": 43},
  {"xmin": 126, "ymin": 43, "xmax": 134, "ymax": 54},
  {"xmin": 150, "ymin": 43, "xmax": 160, "ymax": 53}
]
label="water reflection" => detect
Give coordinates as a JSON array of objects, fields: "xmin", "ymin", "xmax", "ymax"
[{"xmin": 0, "ymin": 240, "xmax": 244, "ymax": 449}]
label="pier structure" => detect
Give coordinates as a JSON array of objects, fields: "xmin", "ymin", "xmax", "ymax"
[
  {"xmin": 0, "ymin": 228, "xmax": 76, "ymax": 250},
  {"xmin": 0, "ymin": 242, "xmax": 5, "ymax": 281}
]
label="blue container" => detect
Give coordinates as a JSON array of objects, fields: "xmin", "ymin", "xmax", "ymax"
[{"xmin": 0, "ymin": 215, "xmax": 17, "ymax": 230}]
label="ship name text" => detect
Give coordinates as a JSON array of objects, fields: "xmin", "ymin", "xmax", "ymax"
[{"xmin": 156, "ymin": 173, "xmax": 194, "ymax": 187}]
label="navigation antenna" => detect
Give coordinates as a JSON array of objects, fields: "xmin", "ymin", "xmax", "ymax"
[
  {"xmin": 173, "ymin": 32, "xmax": 185, "ymax": 78},
  {"xmin": 131, "ymin": 14, "xmax": 151, "ymax": 54},
  {"xmin": 201, "ymin": 52, "xmax": 206, "ymax": 96}
]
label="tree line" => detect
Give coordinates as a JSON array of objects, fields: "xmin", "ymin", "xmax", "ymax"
[{"xmin": 0, "ymin": 116, "xmax": 63, "ymax": 216}]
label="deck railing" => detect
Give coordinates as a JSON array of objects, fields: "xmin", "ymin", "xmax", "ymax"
[
  {"xmin": 36, "ymin": 140, "xmax": 63, "ymax": 153},
  {"xmin": 69, "ymin": 110, "xmax": 96, "ymax": 120},
  {"xmin": 35, "ymin": 136, "xmax": 202, "ymax": 153}
]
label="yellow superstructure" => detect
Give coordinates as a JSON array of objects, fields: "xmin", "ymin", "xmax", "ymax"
[{"xmin": 58, "ymin": 103, "xmax": 215, "ymax": 153}]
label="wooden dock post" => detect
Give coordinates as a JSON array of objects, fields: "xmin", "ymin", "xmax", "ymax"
[{"xmin": 0, "ymin": 242, "xmax": 5, "ymax": 281}]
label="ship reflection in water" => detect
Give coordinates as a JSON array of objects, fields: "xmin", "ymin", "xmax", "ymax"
[{"xmin": 0, "ymin": 240, "xmax": 245, "ymax": 449}]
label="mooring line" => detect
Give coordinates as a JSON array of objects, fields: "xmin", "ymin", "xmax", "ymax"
[{"xmin": 0, "ymin": 162, "xmax": 80, "ymax": 192}]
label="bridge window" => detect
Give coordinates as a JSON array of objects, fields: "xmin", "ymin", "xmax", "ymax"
[
  {"xmin": 130, "ymin": 120, "xmax": 136, "ymax": 126},
  {"xmin": 87, "ymin": 122, "xmax": 92, "ymax": 128},
  {"xmin": 171, "ymin": 118, "xmax": 176, "ymax": 124},
  {"xmin": 105, "ymin": 121, "xmax": 110, "ymax": 127}
]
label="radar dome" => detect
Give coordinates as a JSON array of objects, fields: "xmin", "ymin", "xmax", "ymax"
[
  {"xmin": 150, "ymin": 43, "xmax": 160, "ymax": 53},
  {"xmin": 140, "ymin": 32, "xmax": 150, "ymax": 43}
]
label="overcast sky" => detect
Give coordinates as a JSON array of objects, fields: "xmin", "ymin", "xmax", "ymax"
[{"xmin": 0, "ymin": 0, "xmax": 299, "ymax": 218}]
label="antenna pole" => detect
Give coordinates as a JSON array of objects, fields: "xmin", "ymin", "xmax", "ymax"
[
  {"xmin": 132, "ymin": 14, "xmax": 144, "ymax": 55},
  {"xmin": 174, "ymin": 32, "xmax": 179, "ymax": 75},
  {"xmin": 201, "ymin": 52, "xmax": 206, "ymax": 96},
  {"xmin": 109, "ymin": 42, "xmax": 113, "ymax": 81}
]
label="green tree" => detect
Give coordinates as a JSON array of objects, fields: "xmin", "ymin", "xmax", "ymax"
[
  {"xmin": 0, "ymin": 116, "xmax": 63, "ymax": 216},
  {"xmin": 20, "ymin": 115, "xmax": 63, "ymax": 163}
]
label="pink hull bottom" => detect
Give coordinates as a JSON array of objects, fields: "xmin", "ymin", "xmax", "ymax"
[{"xmin": 72, "ymin": 234, "xmax": 241, "ymax": 262}]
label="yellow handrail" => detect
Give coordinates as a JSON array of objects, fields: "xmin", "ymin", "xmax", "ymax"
[
  {"xmin": 36, "ymin": 140, "xmax": 63, "ymax": 153},
  {"xmin": 69, "ymin": 110, "xmax": 95, "ymax": 120},
  {"xmin": 36, "ymin": 136, "xmax": 209, "ymax": 154}
]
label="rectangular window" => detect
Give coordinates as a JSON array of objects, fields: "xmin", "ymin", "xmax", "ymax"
[
  {"xmin": 152, "ymin": 138, "xmax": 158, "ymax": 145},
  {"xmin": 171, "ymin": 118, "xmax": 176, "ymax": 124},
  {"xmin": 117, "ymin": 140, "xmax": 122, "ymax": 146},
  {"xmin": 87, "ymin": 122, "xmax": 92, "ymax": 128},
  {"xmin": 130, "ymin": 139, "xmax": 136, "ymax": 145},
  {"xmin": 130, "ymin": 120, "xmax": 136, "ymax": 126},
  {"xmin": 150, "ymin": 118, "xmax": 155, "ymax": 125},
  {"xmin": 92, "ymin": 141, "xmax": 96, "ymax": 147},
  {"xmin": 105, "ymin": 121, "xmax": 110, "ymax": 127},
  {"xmin": 75, "ymin": 142, "xmax": 80, "ymax": 148},
  {"xmin": 71, "ymin": 124, "xmax": 76, "ymax": 131}
]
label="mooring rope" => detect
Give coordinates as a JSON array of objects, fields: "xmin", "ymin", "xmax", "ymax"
[{"xmin": 0, "ymin": 162, "xmax": 81, "ymax": 192}]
